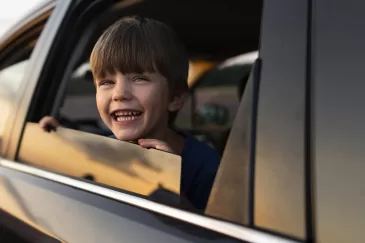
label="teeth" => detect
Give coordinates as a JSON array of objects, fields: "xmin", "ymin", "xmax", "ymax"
[
  {"xmin": 114, "ymin": 111, "xmax": 141, "ymax": 116},
  {"xmin": 116, "ymin": 116, "xmax": 139, "ymax": 121}
]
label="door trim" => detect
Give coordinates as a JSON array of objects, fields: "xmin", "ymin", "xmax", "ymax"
[{"xmin": 0, "ymin": 159, "xmax": 300, "ymax": 243}]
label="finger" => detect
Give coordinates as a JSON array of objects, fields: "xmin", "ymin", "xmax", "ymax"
[
  {"xmin": 138, "ymin": 139, "xmax": 161, "ymax": 144},
  {"xmin": 39, "ymin": 116, "xmax": 59, "ymax": 132},
  {"xmin": 39, "ymin": 117, "xmax": 48, "ymax": 128},
  {"xmin": 138, "ymin": 139, "xmax": 164, "ymax": 148},
  {"xmin": 45, "ymin": 124, "xmax": 57, "ymax": 132},
  {"xmin": 39, "ymin": 116, "xmax": 56, "ymax": 127},
  {"xmin": 138, "ymin": 139, "xmax": 171, "ymax": 152},
  {"xmin": 155, "ymin": 144, "xmax": 172, "ymax": 152}
]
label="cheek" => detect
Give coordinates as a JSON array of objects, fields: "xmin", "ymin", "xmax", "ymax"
[
  {"xmin": 137, "ymin": 84, "xmax": 169, "ymax": 111},
  {"xmin": 96, "ymin": 92, "xmax": 108, "ymax": 115}
]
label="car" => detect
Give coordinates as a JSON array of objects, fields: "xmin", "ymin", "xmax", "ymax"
[{"xmin": 1, "ymin": 0, "xmax": 364, "ymax": 242}]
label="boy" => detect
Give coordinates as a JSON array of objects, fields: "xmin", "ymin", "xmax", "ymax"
[{"xmin": 40, "ymin": 16, "xmax": 220, "ymax": 211}]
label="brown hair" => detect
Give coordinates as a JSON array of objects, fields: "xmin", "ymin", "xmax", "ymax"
[{"xmin": 90, "ymin": 16, "xmax": 189, "ymax": 97}]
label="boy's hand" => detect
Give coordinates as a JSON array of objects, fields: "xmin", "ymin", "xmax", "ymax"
[
  {"xmin": 138, "ymin": 139, "xmax": 174, "ymax": 154},
  {"xmin": 39, "ymin": 116, "xmax": 60, "ymax": 132}
]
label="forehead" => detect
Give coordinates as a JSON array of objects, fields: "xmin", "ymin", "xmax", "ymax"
[{"xmin": 90, "ymin": 51, "xmax": 158, "ymax": 80}]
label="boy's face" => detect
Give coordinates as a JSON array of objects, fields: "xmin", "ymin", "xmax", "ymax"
[{"xmin": 95, "ymin": 71, "xmax": 184, "ymax": 141}]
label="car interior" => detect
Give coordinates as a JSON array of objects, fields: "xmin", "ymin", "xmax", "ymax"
[{"xmin": 51, "ymin": 0, "xmax": 262, "ymax": 155}]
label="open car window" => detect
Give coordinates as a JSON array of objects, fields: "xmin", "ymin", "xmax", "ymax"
[
  {"xmin": 16, "ymin": 0, "xmax": 264, "ymax": 225},
  {"xmin": 206, "ymin": 59, "xmax": 259, "ymax": 224},
  {"xmin": 175, "ymin": 53, "xmax": 257, "ymax": 154}
]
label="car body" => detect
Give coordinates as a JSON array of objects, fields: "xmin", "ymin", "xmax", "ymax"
[{"xmin": 1, "ymin": 0, "xmax": 364, "ymax": 242}]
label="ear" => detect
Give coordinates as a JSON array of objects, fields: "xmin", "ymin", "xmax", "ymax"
[{"xmin": 168, "ymin": 92, "xmax": 187, "ymax": 112}]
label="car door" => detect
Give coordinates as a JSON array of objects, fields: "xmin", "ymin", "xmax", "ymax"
[
  {"xmin": 1, "ymin": 0, "xmax": 309, "ymax": 242},
  {"xmin": 312, "ymin": 0, "xmax": 365, "ymax": 242}
]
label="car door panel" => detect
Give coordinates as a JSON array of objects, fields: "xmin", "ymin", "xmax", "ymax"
[{"xmin": 0, "ymin": 162, "xmax": 241, "ymax": 243}]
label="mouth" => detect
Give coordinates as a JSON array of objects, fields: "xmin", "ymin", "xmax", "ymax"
[{"xmin": 111, "ymin": 109, "xmax": 143, "ymax": 122}]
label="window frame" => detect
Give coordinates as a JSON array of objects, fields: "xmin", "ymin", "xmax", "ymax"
[
  {"xmin": 253, "ymin": 0, "xmax": 310, "ymax": 240},
  {"xmin": 0, "ymin": 1, "xmax": 55, "ymax": 54}
]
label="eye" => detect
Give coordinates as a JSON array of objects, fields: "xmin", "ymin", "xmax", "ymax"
[
  {"xmin": 99, "ymin": 80, "xmax": 114, "ymax": 86},
  {"xmin": 133, "ymin": 76, "xmax": 149, "ymax": 82}
]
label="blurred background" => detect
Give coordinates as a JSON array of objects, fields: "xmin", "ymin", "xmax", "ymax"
[{"xmin": 0, "ymin": 0, "xmax": 43, "ymax": 37}]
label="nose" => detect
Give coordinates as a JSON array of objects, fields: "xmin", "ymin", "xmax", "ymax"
[{"xmin": 112, "ymin": 79, "xmax": 133, "ymax": 101}]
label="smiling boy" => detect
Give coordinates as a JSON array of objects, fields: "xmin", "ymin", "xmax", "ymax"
[{"xmin": 40, "ymin": 16, "xmax": 220, "ymax": 211}]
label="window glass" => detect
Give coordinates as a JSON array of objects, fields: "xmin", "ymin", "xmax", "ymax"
[
  {"xmin": 192, "ymin": 62, "xmax": 253, "ymax": 128},
  {"xmin": 0, "ymin": 6, "xmax": 53, "ymax": 155},
  {"xmin": 0, "ymin": 53, "xmax": 35, "ymax": 155},
  {"xmin": 174, "ymin": 58, "xmax": 255, "ymax": 154},
  {"xmin": 0, "ymin": 60, "xmax": 29, "ymax": 137},
  {"xmin": 59, "ymin": 65, "xmax": 109, "ymax": 135}
]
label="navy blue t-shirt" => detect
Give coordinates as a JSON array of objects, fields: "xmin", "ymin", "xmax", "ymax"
[
  {"xmin": 109, "ymin": 134, "xmax": 220, "ymax": 210},
  {"xmin": 180, "ymin": 135, "xmax": 220, "ymax": 210}
]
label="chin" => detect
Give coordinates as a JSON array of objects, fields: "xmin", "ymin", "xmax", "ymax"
[{"xmin": 113, "ymin": 130, "xmax": 142, "ymax": 142}]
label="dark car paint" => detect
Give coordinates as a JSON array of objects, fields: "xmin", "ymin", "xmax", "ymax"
[{"xmin": 0, "ymin": 166, "xmax": 240, "ymax": 243}]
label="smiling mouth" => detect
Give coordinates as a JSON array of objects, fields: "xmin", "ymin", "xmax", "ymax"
[{"xmin": 111, "ymin": 110, "xmax": 143, "ymax": 122}]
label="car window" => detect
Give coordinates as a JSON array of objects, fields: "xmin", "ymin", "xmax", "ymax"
[
  {"xmin": 175, "ymin": 60, "xmax": 254, "ymax": 154},
  {"xmin": 206, "ymin": 61, "xmax": 256, "ymax": 224},
  {"xmin": 17, "ymin": 0, "xmax": 264, "ymax": 223},
  {"xmin": 191, "ymin": 63, "xmax": 252, "ymax": 128},
  {"xmin": 0, "ymin": 60, "xmax": 29, "ymax": 136},
  {"xmin": 0, "ymin": 7, "xmax": 53, "ymax": 156},
  {"xmin": 58, "ymin": 66, "xmax": 110, "ymax": 135}
]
